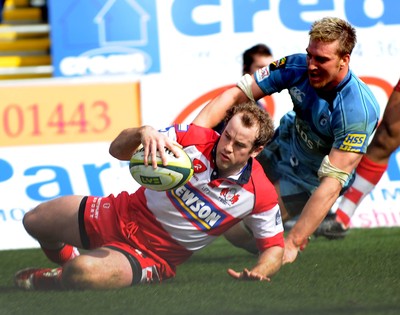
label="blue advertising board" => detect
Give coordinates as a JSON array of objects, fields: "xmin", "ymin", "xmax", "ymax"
[{"xmin": 48, "ymin": 0, "xmax": 160, "ymax": 77}]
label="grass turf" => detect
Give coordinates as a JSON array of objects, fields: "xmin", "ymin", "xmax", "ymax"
[{"xmin": 0, "ymin": 228, "xmax": 399, "ymax": 315}]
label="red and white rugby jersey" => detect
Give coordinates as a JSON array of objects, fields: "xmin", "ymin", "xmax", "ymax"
[{"xmin": 135, "ymin": 124, "xmax": 284, "ymax": 257}]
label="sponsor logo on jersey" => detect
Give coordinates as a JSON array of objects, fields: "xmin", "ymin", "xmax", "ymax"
[
  {"xmin": 275, "ymin": 210, "xmax": 282, "ymax": 225},
  {"xmin": 193, "ymin": 158, "xmax": 207, "ymax": 173},
  {"xmin": 270, "ymin": 57, "xmax": 286, "ymax": 71},
  {"xmin": 295, "ymin": 118, "xmax": 314, "ymax": 149},
  {"xmin": 289, "ymin": 86, "xmax": 305, "ymax": 102},
  {"xmin": 339, "ymin": 133, "xmax": 367, "ymax": 152},
  {"xmin": 169, "ymin": 185, "xmax": 225, "ymax": 230},
  {"xmin": 219, "ymin": 187, "xmax": 240, "ymax": 205}
]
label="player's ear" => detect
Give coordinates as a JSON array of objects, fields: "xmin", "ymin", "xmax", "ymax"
[
  {"xmin": 340, "ymin": 53, "xmax": 350, "ymax": 69},
  {"xmin": 251, "ymin": 145, "xmax": 264, "ymax": 158}
]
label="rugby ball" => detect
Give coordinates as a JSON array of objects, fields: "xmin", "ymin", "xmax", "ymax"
[{"xmin": 129, "ymin": 146, "xmax": 194, "ymax": 191}]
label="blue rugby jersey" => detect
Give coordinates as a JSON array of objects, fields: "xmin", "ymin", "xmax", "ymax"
[{"xmin": 253, "ymin": 53, "xmax": 380, "ymax": 191}]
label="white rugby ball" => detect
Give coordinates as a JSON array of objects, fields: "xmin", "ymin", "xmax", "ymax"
[{"xmin": 129, "ymin": 146, "xmax": 194, "ymax": 191}]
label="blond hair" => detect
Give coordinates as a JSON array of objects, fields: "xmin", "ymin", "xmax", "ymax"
[{"xmin": 309, "ymin": 17, "xmax": 357, "ymax": 56}]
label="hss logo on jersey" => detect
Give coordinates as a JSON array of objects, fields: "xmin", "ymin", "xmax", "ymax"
[
  {"xmin": 339, "ymin": 133, "xmax": 367, "ymax": 152},
  {"xmin": 169, "ymin": 185, "xmax": 226, "ymax": 231}
]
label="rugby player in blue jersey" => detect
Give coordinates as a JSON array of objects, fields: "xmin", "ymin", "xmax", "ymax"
[{"xmin": 193, "ymin": 17, "xmax": 380, "ymax": 264}]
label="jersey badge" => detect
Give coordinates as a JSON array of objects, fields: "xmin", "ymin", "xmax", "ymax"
[
  {"xmin": 269, "ymin": 57, "xmax": 286, "ymax": 71},
  {"xmin": 219, "ymin": 187, "xmax": 240, "ymax": 206},
  {"xmin": 257, "ymin": 66, "xmax": 270, "ymax": 80}
]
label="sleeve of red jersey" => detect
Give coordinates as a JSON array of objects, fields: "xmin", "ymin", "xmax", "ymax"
[
  {"xmin": 244, "ymin": 161, "xmax": 284, "ymax": 251},
  {"xmin": 243, "ymin": 205, "xmax": 284, "ymax": 251},
  {"xmin": 173, "ymin": 124, "xmax": 219, "ymax": 147}
]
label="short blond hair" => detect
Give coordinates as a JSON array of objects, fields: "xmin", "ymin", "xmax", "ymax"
[{"xmin": 309, "ymin": 17, "xmax": 357, "ymax": 56}]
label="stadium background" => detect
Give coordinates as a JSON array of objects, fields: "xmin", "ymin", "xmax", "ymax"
[{"xmin": 0, "ymin": 0, "xmax": 399, "ymax": 250}]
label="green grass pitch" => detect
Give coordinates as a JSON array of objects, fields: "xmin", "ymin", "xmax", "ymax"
[{"xmin": 0, "ymin": 228, "xmax": 399, "ymax": 315}]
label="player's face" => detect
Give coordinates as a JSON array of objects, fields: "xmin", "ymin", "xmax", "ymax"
[
  {"xmin": 216, "ymin": 114, "xmax": 262, "ymax": 178},
  {"xmin": 248, "ymin": 54, "xmax": 274, "ymax": 74},
  {"xmin": 306, "ymin": 39, "xmax": 349, "ymax": 91}
]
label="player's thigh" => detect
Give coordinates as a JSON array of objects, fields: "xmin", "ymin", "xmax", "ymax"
[
  {"xmin": 23, "ymin": 195, "xmax": 84, "ymax": 245},
  {"xmin": 224, "ymin": 222, "xmax": 253, "ymax": 244},
  {"xmin": 277, "ymin": 178, "xmax": 311, "ymax": 219},
  {"xmin": 369, "ymin": 93, "xmax": 400, "ymax": 158}
]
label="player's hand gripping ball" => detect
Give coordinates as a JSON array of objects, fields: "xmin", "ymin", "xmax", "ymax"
[{"xmin": 130, "ymin": 146, "xmax": 194, "ymax": 191}]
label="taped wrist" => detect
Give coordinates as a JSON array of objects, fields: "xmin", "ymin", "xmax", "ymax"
[
  {"xmin": 317, "ymin": 155, "xmax": 350, "ymax": 187},
  {"xmin": 237, "ymin": 74, "xmax": 256, "ymax": 103}
]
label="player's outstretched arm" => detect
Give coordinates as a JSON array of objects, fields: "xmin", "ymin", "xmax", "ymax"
[
  {"xmin": 192, "ymin": 85, "xmax": 255, "ymax": 128},
  {"xmin": 283, "ymin": 149, "xmax": 362, "ymax": 264},
  {"xmin": 227, "ymin": 246, "xmax": 283, "ymax": 281}
]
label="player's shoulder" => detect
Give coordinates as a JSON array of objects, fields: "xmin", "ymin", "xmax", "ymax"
[
  {"xmin": 250, "ymin": 159, "xmax": 277, "ymax": 194},
  {"xmin": 256, "ymin": 54, "xmax": 307, "ymax": 90},
  {"xmin": 343, "ymin": 71, "xmax": 373, "ymax": 95},
  {"xmin": 248, "ymin": 159, "xmax": 279, "ymax": 211},
  {"xmin": 340, "ymin": 71, "xmax": 380, "ymax": 110},
  {"xmin": 269, "ymin": 53, "xmax": 307, "ymax": 72},
  {"xmin": 285, "ymin": 53, "xmax": 307, "ymax": 66}
]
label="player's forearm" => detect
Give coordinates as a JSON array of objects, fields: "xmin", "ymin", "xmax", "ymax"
[
  {"xmin": 251, "ymin": 246, "xmax": 283, "ymax": 277},
  {"xmin": 287, "ymin": 178, "xmax": 341, "ymax": 247},
  {"xmin": 109, "ymin": 126, "xmax": 148, "ymax": 161},
  {"xmin": 192, "ymin": 87, "xmax": 247, "ymax": 128}
]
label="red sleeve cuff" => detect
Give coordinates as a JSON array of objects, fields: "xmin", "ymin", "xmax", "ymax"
[{"xmin": 256, "ymin": 232, "xmax": 284, "ymax": 251}]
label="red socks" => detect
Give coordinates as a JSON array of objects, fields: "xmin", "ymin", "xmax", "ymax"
[
  {"xmin": 336, "ymin": 155, "xmax": 387, "ymax": 227},
  {"xmin": 42, "ymin": 244, "xmax": 80, "ymax": 266}
]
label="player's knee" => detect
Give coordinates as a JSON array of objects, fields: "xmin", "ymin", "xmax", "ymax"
[
  {"xmin": 22, "ymin": 207, "xmax": 43, "ymax": 238},
  {"xmin": 62, "ymin": 256, "xmax": 101, "ymax": 290},
  {"xmin": 62, "ymin": 255, "xmax": 132, "ymax": 290}
]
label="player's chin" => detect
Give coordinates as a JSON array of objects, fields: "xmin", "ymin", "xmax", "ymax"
[
  {"xmin": 308, "ymin": 75, "xmax": 325, "ymax": 89},
  {"xmin": 309, "ymin": 79, "xmax": 323, "ymax": 89},
  {"xmin": 216, "ymin": 157, "xmax": 230, "ymax": 170}
]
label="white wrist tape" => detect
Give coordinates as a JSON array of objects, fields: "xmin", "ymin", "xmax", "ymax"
[
  {"xmin": 317, "ymin": 155, "xmax": 350, "ymax": 187},
  {"xmin": 237, "ymin": 74, "xmax": 256, "ymax": 103}
]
